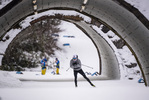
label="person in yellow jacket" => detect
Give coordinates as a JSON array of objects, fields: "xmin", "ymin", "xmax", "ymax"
[
  {"xmin": 40, "ymin": 58, "xmax": 48, "ymax": 75},
  {"xmin": 55, "ymin": 58, "xmax": 60, "ymax": 74}
]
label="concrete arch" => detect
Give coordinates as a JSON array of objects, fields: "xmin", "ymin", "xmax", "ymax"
[
  {"xmin": 0, "ymin": 0, "xmax": 149, "ymax": 86},
  {"xmin": 69, "ymin": 20, "xmax": 120, "ymax": 79}
]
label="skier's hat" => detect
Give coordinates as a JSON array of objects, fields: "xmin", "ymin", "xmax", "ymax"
[
  {"xmin": 44, "ymin": 58, "xmax": 47, "ymax": 62},
  {"xmin": 73, "ymin": 55, "xmax": 78, "ymax": 59}
]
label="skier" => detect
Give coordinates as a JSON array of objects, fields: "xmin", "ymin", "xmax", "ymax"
[
  {"xmin": 70, "ymin": 55, "xmax": 95, "ymax": 87},
  {"xmin": 40, "ymin": 58, "xmax": 48, "ymax": 75},
  {"xmin": 55, "ymin": 58, "xmax": 60, "ymax": 74}
]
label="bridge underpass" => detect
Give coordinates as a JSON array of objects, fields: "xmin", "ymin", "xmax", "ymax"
[
  {"xmin": 68, "ymin": 20, "xmax": 120, "ymax": 79},
  {"xmin": 0, "ymin": 0, "xmax": 149, "ymax": 86}
]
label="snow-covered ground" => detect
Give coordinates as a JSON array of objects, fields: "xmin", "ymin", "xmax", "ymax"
[
  {"xmin": 0, "ymin": 0, "xmax": 149, "ymax": 100},
  {"xmin": 0, "ymin": 80, "xmax": 149, "ymax": 100}
]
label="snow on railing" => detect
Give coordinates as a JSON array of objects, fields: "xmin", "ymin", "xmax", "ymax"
[{"xmin": 0, "ymin": 0, "xmax": 12, "ymax": 9}]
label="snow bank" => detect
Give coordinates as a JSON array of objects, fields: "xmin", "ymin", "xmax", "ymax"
[
  {"xmin": 0, "ymin": 71, "xmax": 22, "ymax": 88},
  {"xmin": 124, "ymin": 0, "xmax": 149, "ymax": 20},
  {"xmin": 0, "ymin": 0, "xmax": 12, "ymax": 9}
]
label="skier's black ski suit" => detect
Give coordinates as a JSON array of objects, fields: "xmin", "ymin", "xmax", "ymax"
[{"xmin": 70, "ymin": 57, "xmax": 95, "ymax": 87}]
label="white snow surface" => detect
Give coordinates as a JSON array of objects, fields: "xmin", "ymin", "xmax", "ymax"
[
  {"xmin": 0, "ymin": 1, "xmax": 149, "ymax": 100},
  {"xmin": 124, "ymin": 0, "xmax": 149, "ymax": 20},
  {"xmin": 0, "ymin": 80, "xmax": 149, "ymax": 100},
  {"xmin": 0, "ymin": 0, "xmax": 12, "ymax": 9},
  {"xmin": 0, "ymin": 71, "xmax": 22, "ymax": 88}
]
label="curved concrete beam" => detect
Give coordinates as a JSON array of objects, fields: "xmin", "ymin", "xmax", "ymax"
[
  {"xmin": 0, "ymin": 0, "xmax": 149, "ymax": 85},
  {"xmin": 69, "ymin": 20, "xmax": 120, "ymax": 79}
]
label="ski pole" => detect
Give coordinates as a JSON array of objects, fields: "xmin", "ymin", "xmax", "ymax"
[
  {"xmin": 81, "ymin": 64, "xmax": 93, "ymax": 69},
  {"xmin": 66, "ymin": 67, "xmax": 70, "ymax": 71}
]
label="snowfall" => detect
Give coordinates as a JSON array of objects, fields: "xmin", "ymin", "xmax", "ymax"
[{"xmin": 0, "ymin": 0, "xmax": 149, "ymax": 100}]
